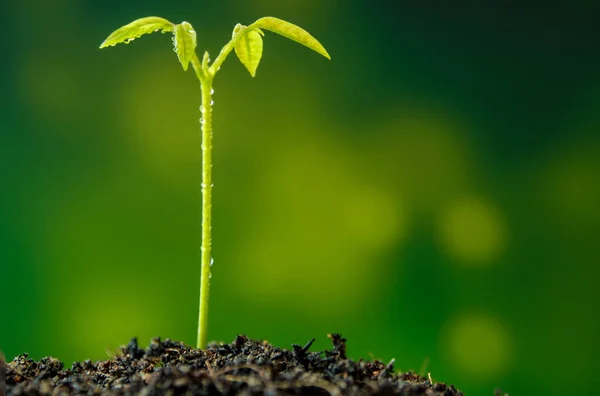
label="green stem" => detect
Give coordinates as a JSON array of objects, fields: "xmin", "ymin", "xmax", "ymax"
[
  {"xmin": 191, "ymin": 25, "xmax": 251, "ymax": 348},
  {"xmin": 197, "ymin": 71, "xmax": 214, "ymax": 350}
]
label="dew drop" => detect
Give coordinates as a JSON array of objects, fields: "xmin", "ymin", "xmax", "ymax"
[
  {"xmin": 210, "ymin": 100, "xmax": 214, "ymax": 106},
  {"xmin": 210, "ymin": 257, "xmax": 214, "ymax": 267},
  {"xmin": 199, "ymin": 105, "xmax": 205, "ymax": 113},
  {"xmin": 210, "ymin": 88, "xmax": 215, "ymax": 95}
]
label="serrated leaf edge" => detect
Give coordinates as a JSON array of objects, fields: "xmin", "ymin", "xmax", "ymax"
[
  {"xmin": 234, "ymin": 29, "xmax": 264, "ymax": 77},
  {"xmin": 173, "ymin": 22, "xmax": 198, "ymax": 71},
  {"xmin": 99, "ymin": 16, "xmax": 174, "ymax": 49},
  {"xmin": 253, "ymin": 17, "xmax": 330, "ymax": 60}
]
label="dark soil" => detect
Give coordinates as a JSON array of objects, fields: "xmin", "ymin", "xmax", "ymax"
[{"xmin": 5, "ymin": 334, "xmax": 462, "ymax": 395}]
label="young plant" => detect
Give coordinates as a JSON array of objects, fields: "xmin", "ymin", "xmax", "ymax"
[{"xmin": 100, "ymin": 16, "xmax": 330, "ymax": 349}]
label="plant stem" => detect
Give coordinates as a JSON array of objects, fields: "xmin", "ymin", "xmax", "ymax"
[{"xmin": 197, "ymin": 76, "xmax": 213, "ymax": 350}]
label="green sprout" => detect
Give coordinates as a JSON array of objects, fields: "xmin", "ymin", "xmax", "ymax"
[{"xmin": 100, "ymin": 16, "xmax": 330, "ymax": 349}]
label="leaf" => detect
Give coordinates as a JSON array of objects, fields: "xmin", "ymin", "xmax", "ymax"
[
  {"xmin": 234, "ymin": 28, "xmax": 264, "ymax": 77},
  {"xmin": 253, "ymin": 17, "xmax": 330, "ymax": 60},
  {"xmin": 173, "ymin": 22, "xmax": 198, "ymax": 71},
  {"xmin": 99, "ymin": 16, "xmax": 174, "ymax": 48}
]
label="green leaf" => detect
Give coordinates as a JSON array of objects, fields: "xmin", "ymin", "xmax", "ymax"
[
  {"xmin": 253, "ymin": 17, "xmax": 330, "ymax": 60},
  {"xmin": 173, "ymin": 22, "xmax": 197, "ymax": 71},
  {"xmin": 234, "ymin": 28, "xmax": 264, "ymax": 77},
  {"xmin": 99, "ymin": 16, "xmax": 174, "ymax": 48}
]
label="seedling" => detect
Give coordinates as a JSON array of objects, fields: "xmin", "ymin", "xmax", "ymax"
[{"xmin": 100, "ymin": 16, "xmax": 330, "ymax": 349}]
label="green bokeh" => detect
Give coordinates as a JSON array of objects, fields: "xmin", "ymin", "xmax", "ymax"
[{"xmin": 2, "ymin": 2, "xmax": 599, "ymax": 395}]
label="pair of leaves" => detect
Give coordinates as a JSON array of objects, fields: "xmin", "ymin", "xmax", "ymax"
[
  {"xmin": 99, "ymin": 16, "xmax": 197, "ymax": 71},
  {"xmin": 233, "ymin": 17, "xmax": 330, "ymax": 78},
  {"xmin": 99, "ymin": 16, "xmax": 330, "ymax": 76}
]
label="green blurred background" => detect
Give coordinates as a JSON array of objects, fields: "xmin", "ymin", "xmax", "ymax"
[{"xmin": 2, "ymin": 1, "xmax": 599, "ymax": 394}]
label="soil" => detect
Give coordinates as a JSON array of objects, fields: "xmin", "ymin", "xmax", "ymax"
[{"xmin": 5, "ymin": 334, "xmax": 463, "ymax": 395}]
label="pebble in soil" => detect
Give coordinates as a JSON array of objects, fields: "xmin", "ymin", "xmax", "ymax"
[{"xmin": 5, "ymin": 334, "xmax": 463, "ymax": 395}]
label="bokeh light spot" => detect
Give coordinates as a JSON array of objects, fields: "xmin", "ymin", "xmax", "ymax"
[
  {"xmin": 231, "ymin": 130, "xmax": 405, "ymax": 315},
  {"xmin": 375, "ymin": 110, "xmax": 473, "ymax": 214},
  {"xmin": 438, "ymin": 196, "xmax": 506, "ymax": 265},
  {"xmin": 121, "ymin": 58, "xmax": 199, "ymax": 186},
  {"xmin": 538, "ymin": 140, "xmax": 600, "ymax": 229},
  {"xmin": 342, "ymin": 186, "xmax": 406, "ymax": 250},
  {"xmin": 441, "ymin": 312, "xmax": 513, "ymax": 379}
]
